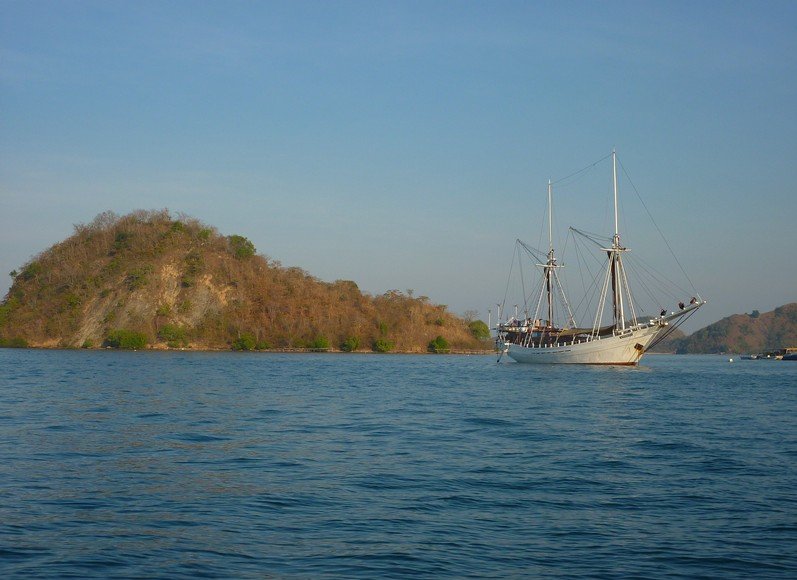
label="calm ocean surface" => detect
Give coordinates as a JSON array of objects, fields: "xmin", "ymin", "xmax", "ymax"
[{"xmin": 1, "ymin": 350, "xmax": 795, "ymax": 578}]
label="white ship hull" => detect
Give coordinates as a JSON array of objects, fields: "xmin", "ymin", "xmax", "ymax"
[{"xmin": 506, "ymin": 323, "xmax": 663, "ymax": 365}]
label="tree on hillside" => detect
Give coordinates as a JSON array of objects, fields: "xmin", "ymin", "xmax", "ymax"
[
  {"xmin": 228, "ymin": 235, "xmax": 256, "ymax": 259},
  {"xmin": 428, "ymin": 335, "xmax": 450, "ymax": 353},
  {"xmin": 468, "ymin": 320, "xmax": 490, "ymax": 340}
]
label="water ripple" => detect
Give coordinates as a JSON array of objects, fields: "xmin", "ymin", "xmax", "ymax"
[{"xmin": 0, "ymin": 350, "xmax": 795, "ymax": 578}]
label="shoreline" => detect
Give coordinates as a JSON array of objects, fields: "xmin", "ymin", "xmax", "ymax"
[{"xmin": 0, "ymin": 344, "xmax": 496, "ymax": 355}]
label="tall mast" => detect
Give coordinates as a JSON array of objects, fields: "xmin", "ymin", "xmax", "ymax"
[
  {"xmin": 612, "ymin": 149, "xmax": 619, "ymax": 239},
  {"xmin": 548, "ymin": 179, "xmax": 553, "ymax": 253},
  {"xmin": 546, "ymin": 180, "xmax": 554, "ymax": 326},
  {"xmin": 611, "ymin": 149, "xmax": 626, "ymax": 329}
]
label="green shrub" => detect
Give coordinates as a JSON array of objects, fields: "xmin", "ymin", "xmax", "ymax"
[
  {"xmin": 104, "ymin": 329, "xmax": 147, "ymax": 349},
  {"xmin": 158, "ymin": 324, "xmax": 184, "ymax": 341},
  {"xmin": 182, "ymin": 251, "xmax": 202, "ymax": 287},
  {"xmin": 112, "ymin": 231, "xmax": 133, "ymax": 253},
  {"xmin": 232, "ymin": 333, "xmax": 257, "ymax": 351},
  {"xmin": 468, "ymin": 320, "xmax": 490, "ymax": 340},
  {"xmin": 0, "ymin": 300, "xmax": 17, "ymax": 327},
  {"xmin": 158, "ymin": 324, "xmax": 187, "ymax": 347},
  {"xmin": 341, "ymin": 336, "xmax": 360, "ymax": 352},
  {"xmin": 20, "ymin": 262, "xmax": 42, "ymax": 281},
  {"xmin": 104, "ymin": 257, "xmax": 121, "ymax": 275},
  {"xmin": 82, "ymin": 339, "xmax": 94, "ymax": 349},
  {"xmin": 126, "ymin": 267, "xmax": 151, "ymax": 290},
  {"xmin": 255, "ymin": 340, "xmax": 271, "ymax": 350},
  {"xmin": 229, "ymin": 235, "xmax": 256, "ymax": 259},
  {"xmin": 65, "ymin": 293, "xmax": 81, "ymax": 310},
  {"xmin": 428, "ymin": 335, "xmax": 450, "ymax": 353},
  {"xmin": 0, "ymin": 337, "xmax": 28, "ymax": 348},
  {"xmin": 373, "ymin": 338, "xmax": 394, "ymax": 353},
  {"xmin": 310, "ymin": 336, "xmax": 330, "ymax": 351}
]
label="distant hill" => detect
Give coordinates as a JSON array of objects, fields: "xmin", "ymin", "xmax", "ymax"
[
  {"xmin": 0, "ymin": 210, "xmax": 490, "ymax": 352},
  {"xmin": 671, "ymin": 303, "xmax": 797, "ymax": 354}
]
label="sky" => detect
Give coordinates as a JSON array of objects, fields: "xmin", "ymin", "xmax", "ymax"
[{"xmin": 1, "ymin": 0, "xmax": 795, "ymax": 333}]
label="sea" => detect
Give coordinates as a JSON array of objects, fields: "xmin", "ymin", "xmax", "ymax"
[{"xmin": 1, "ymin": 349, "xmax": 795, "ymax": 579}]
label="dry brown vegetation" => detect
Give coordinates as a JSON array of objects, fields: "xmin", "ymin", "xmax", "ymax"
[
  {"xmin": 670, "ymin": 304, "xmax": 797, "ymax": 354},
  {"xmin": 0, "ymin": 210, "xmax": 491, "ymax": 352}
]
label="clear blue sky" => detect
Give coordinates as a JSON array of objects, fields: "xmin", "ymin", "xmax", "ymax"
[{"xmin": 2, "ymin": 1, "xmax": 795, "ymax": 332}]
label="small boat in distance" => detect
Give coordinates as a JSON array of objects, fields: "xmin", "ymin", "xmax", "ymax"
[
  {"xmin": 743, "ymin": 348, "xmax": 797, "ymax": 361},
  {"xmin": 496, "ymin": 151, "xmax": 705, "ymax": 365}
]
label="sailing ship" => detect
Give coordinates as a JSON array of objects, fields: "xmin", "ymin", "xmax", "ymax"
[{"xmin": 496, "ymin": 151, "xmax": 704, "ymax": 365}]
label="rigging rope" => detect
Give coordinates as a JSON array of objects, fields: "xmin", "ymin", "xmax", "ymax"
[
  {"xmin": 517, "ymin": 241, "xmax": 527, "ymax": 316},
  {"xmin": 570, "ymin": 227, "xmax": 611, "ymax": 249},
  {"xmin": 618, "ymin": 157, "xmax": 700, "ymax": 297},
  {"xmin": 623, "ymin": 259, "xmax": 665, "ymax": 313},
  {"xmin": 569, "ymin": 231, "xmax": 604, "ymax": 326},
  {"xmin": 500, "ymin": 244, "xmax": 519, "ymax": 321},
  {"xmin": 550, "ymin": 153, "xmax": 613, "ymax": 186},
  {"xmin": 646, "ymin": 307, "xmax": 699, "ymax": 352}
]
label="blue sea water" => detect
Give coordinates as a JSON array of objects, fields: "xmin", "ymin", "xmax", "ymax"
[{"xmin": 0, "ymin": 350, "xmax": 795, "ymax": 578}]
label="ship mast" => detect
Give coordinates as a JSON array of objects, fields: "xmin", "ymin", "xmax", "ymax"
[
  {"xmin": 532, "ymin": 180, "xmax": 576, "ymax": 331},
  {"xmin": 591, "ymin": 149, "xmax": 639, "ymax": 334},
  {"xmin": 546, "ymin": 179, "xmax": 554, "ymax": 327},
  {"xmin": 611, "ymin": 149, "xmax": 626, "ymax": 330}
]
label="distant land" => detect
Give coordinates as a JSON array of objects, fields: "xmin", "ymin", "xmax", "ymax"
[
  {"xmin": 666, "ymin": 303, "xmax": 797, "ymax": 355},
  {"xmin": 0, "ymin": 210, "xmax": 491, "ymax": 352},
  {"xmin": 647, "ymin": 303, "xmax": 797, "ymax": 354},
  {"xmin": 1, "ymin": 210, "xmax": 794, "ymax": 355}
]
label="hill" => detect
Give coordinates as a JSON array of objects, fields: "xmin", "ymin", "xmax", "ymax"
[
  {"xmin": 0, "ymin": 210, "xmax": 490, "ymax": 352},
  {"xmin": 672, "ymin": 303, "xmax": 797, "ymax": 354}
]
